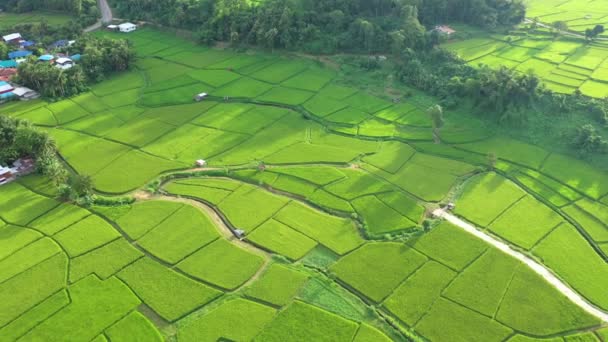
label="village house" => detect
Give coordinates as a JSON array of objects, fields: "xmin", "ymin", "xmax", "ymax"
[
  {"xmin": 0, "ymin": 166, "xmax": 15, "ymax": 186},
  {"xmin": 118, "ymin": 22, "xmax": 137, "ymax": 33},
  {"xmin": 12, "ymin": 86, "xmax": 39, "ymax": 101},
  {"xmin": 38, "ymin": 54, "xmax": 55, "ymax": 63},
  {"xmin": 2, "ymin": 32, "xmax": 22, "ymax": 44},
  {"xmin": 8, "ymin": 50, "xmax": 32, "ymax": 60},
  {"xmin": 55, "ymin": 57, "xmax": 74, "ymax": 70},
  {"xmin": 434, "ymin": 25, "xmax": 456, "ymax": 37},
  {"xmin": 0, "ymin": 68, "xmax": 17, "ymax": 82}
]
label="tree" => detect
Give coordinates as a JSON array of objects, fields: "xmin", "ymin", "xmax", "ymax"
[
  {"xmin": 427, "ymin": 104, "xmax": 444, "ymax": 142},
  {"xmin": 552, "ymin": 21, "xmax": 568, "ymax": 36},
  {"xmin": 70, "ymin": 174, "xmax": 94, "ymax": 197},
  {"xmin": 572, "ymin": 124, "xmax": 608, "ymax": 154},
  {"xmin": 487, "ymin": 152, "xmax": 497, "ymax": 169}
]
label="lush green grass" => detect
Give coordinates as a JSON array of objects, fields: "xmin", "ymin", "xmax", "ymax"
[
  {"xmin": 383, "ymin": 261, "xmax": 456, "ymax": 326},
  {"xmin": 114, "ymin": 200, "xmax": 184, "ymax": 239},
  {"xmin": 274, "ymin": 201, "xmax": 364, "ymax": 255},
  {"xmin": 533, "ymin": 224, "xmax": 608, "ymax": 310},
  {"xmin": 409, "ymin": 221, "xmax": 488, "ymax": 270},
  {"xmin": 488, "ymin": 195, "xmax": 563, "ymax": 250},
  {"xmin": 0, "ymin": 252, "xmax": 67, "ymax": 327},
  {"xmin": 53, "ymin": 215, "xmax": 121, "ymax": 257},
  {"xmin": 497, "ymin": 265, "xmax": 601, "ymax": 335},
  {"xmin": 331, "ymin": 242, "xmax": 427, "ymax": 302},
  {"xmin": 137, "ymin": 205, "xmax": 219, "ymax": 264},
  {"xmin": 118, "ymin": 257, "xmax": 222, "ymax": 321},
  {"xmin": 177, "ymin": 238, "xmax": 264, "ymax": 290},
  {"xmin": 246, "ymin": 264, "xmax": 309, "ymax": 306},
  {"xmin": 455, "ymin": 172, "xmax": 526, "ymax": 226},
  {"xmin": 105, "ymin": 311, "xmax": 163, "ymax": 342},
  {"xmin": 29, "ymin": 204, "xmax": 91, "ymax": 235},
  {"xmin": 0, "ymin": 290, "xmax": 69, "ymax": 341},
  {"xmin": 69, "ymin": 238, "xmax": 143, "ymax": 282},
  {"xmin": 541, "ymin": 154, "xmax": 608, "ymax": 200},
  {"xmin": 247, "ymin": 219, "xmax": 318, "ymax": 260},
  {"xmin": 218, "ymin": 184, "xmax": 290, "ymax": 232},
  {"xmin": 0, "ymin": 182, "xmax": 59, "ymax": 226},
  {"xmin": 0, "ymin": 238, "xmax": 61, "ymax": 283},
  {"xmin": 444, "ymin": 249, "xmax": 520, "ymax": 316},
  {"xmin": 362, "ymin": 142, "xmax": 415, "ymax": 173},
  {"xmin": 178, "ymin": 298, "xmax": 276, "ymax": 342},
  {"xmin": 415, "ymin": 298, "xmax": 513, "ymax": 342},
  {"xmin": 352, "ymin": 195, "xmax": 417, "ymax": 235},
  {"xmin": 254, "ymin": 301, "xmax": 359, "ymax": 342}
]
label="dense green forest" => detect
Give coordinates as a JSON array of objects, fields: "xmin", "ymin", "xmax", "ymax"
[
  {"xmin": 108, "ymin": 0, "xmax": 525, "ymax": 53},
  {"xmin": 0, "ymin": 0, "xmax": 96, "ymax": 15}
]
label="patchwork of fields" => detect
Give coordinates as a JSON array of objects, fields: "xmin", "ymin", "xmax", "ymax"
[
  {"xmin": 0, "ymin": 11, "xmax": 73, "ymax": 29},
  {"xmin": 2, "ymin": 26, "xmax": 608, "ymax": 341},
  {"xmin": 526, "ymin": 0, "xmax": 608, "ymax": 34},
  {"xmin": 444, "ymin": 31, "xmax": 608, "ymax": 97}
]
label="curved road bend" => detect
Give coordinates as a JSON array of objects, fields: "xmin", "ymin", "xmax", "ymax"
[
  {"xmin": 433, "ymin": 209, "xmax": 608, "ymax": 322},
  {"xmin": 84, "ymin": 0, "xmax": 113, "ymax": 32}
]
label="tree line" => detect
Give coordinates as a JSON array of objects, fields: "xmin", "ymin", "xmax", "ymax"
[{"xmin": 108, "ymin": 0, "xmax": 525, "ymax": 54}]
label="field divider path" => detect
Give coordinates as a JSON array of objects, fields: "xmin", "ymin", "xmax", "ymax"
[{"xmin": 433, "ymin": 208, "xmax": 608, "ymax": 323}]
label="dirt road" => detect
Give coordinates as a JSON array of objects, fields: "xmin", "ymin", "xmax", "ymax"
[
  {"xmin": 84, "ymin": 0, "xmax": 113, "ymax": 32},
  {"xmin": 433, "ymin": 208, "xmax": 608, "ymax": 322}
]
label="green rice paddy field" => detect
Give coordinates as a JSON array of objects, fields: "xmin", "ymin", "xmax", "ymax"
[
  {"xmin": 1, "ymin": 26, "xmax": 608, "ymax": 341},
  {"xmin": 0, "ymin": 11, "xmax": 74, "ymax": 29},
  {"xmin": 443, "ymin": 24, "xmax": 608, "ymax": 97}
]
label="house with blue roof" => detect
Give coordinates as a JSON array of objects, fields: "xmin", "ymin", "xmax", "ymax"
[
  {"xmin": 0, "ymin": 60, "xmax": 18, "ymax": 68},
  {"xmin": 38, "ymin": 54, "xmax": 54, "ymax": 62},
  {"xmin": 8, "ymin": 50, "xmax": 32, "ymax": 59}
]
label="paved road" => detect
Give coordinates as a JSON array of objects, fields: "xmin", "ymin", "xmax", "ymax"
[
  {"xmin": 84, "ymin": 0, "xmax": 113, "ymax": 32},
  {"xmin": 433, "ymin": 208, "xmax": 608, "ymax": 322},
  {"xmin": 524, "ymin": 18, "xmax": 607, "ymax": 41}
]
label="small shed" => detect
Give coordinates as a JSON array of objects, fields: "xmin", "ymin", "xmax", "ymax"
[
  {"xmin": 55, "ymin": 57, "xmax": 73, "ymax": 70},
  {"xmin": 12, "ymin": 86, "xmax": 39, "ymax": 101},
  {"xmin": 196, "ymin": 159, "xmax": 207, "ymax": 167},
  {"xmin": 446, "ymin": 202, "xmax": 456, "ymax": 211},
  {"xmin": 234, "ymin": 229, "xmax": 246, "ymax": 239},
  {"xmin": 3, "ymin": 33, "xmax": 22, "ymax": 44},
  {"xmin": 194, "ymin": 92, "xmax": 208, "ymax": 102},
  {"xmin": 8, "ymin": 50, "xmax": 32, "ymax": 60},
  {"xmin": 118, "ymin": 23, "xmax": 137, "ymax": 33},
  {"xmin": 434, "ymin": 25, "xmax": 456, "ymax": 36}
]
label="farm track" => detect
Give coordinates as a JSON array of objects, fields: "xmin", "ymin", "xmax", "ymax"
[
  {"xmin": 433, "ymin": 208, "xmax": 608, "ymax": 323},
  {"xmin": 84, "ymin": 0, "xmax": 113, "ymax": 32}
]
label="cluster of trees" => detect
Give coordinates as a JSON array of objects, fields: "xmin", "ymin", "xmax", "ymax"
[
  {"xmin": 0, "ymin": 0, "xmax": 99, "ymax": 19},
  {"xmin": 0, "ymin": 115, "xmax": 66, "ymax": 185},
  {"xmin": 109, "ymin": 0, "xmax": 524, "ymax": 53},
  {"xmin": 13, "ymin": 36, "xmax": 133, "ymax": 98}
]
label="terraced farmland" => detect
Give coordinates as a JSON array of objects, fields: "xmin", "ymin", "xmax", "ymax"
[
  {"xmin": 2, "ymin": 25, "xmax": 608, "ymax": 341},
  {"xmin": 443, "ymin": 27, "xmax": 608, "ymax": 97}
]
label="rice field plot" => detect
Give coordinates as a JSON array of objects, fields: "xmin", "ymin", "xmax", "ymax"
[
  {"xmin": 245, "ymin": 264, "xmax": 309, "ymax": 306},
  {"xmin": 563, "ymin": 204, "xmax": 608, "ymax": 242},
  {"xmin": 354, "ymin": 324, "xmax": 392, "ymax": 342},
  {"xmin": 325, "ymin": 107, "xmax": 370, "ymax": 125},
  {"xmin": 488, "ymin": 195, "xmax": 564, "ymax": 250},
  {"xmin": 53, "ymin": 215, "xmax": 120, "ymax": 257},
  {"xmin": 541, "ymin": 153, "xmax": 608, "ymax": 200},
  {"xmin": 213, "ymin": 77, "xmax": 274, "ymax": 98},
  {"xmin": 254, "ymin": 301, "xmax": 359, "ymax": 342},
  {"xmin": 136, "ymin": 204, "xmax": 219, "ymax": 264},
  {"xmin": 342, "ymin": 92, "xmax": 392, "ymax": 113},
  {"xmin": 533, "ymin": 223, "xmax": 608, "ymax": 310},
  {"xmin": 473, "ymin": 54, "xmax": 521, "ymax": 69},
  {"xmin": 352, "ymin": 195, "xmax": 417, "ymax": 235},
  {"xmin": 303, "ymin": 94, "xmax": 348, "ymax": 117},
  {"xmin": 512, "ymin": 172, "xmax": 571, "ymax": 207},
  {"xmin": 456, "ymin": 137, "xmax": 550, "ymax": 169},
  {"xmin": 591, "ymin": 67, "xmax": 608, "ymax": 82},
  {"xmin": 0, "ymin": 238, "xmax": 61, "ymax": 283},
  {"xmin": 408, "ymin": 221, "xmax": 488, "ymax": 270},
  {"xmin": 580, "ymin": 80, "xmax": 608, "ymax": 98},
  {"xmin": 178, "ymin": 298, "xmax": 277, "ymax": 342},
  {"xmin": 444, "ymin": 249, "xmax": 520, "ymax": 317},
  {"xmin": 0, "ymin": 11, "xmax": 73, "ymax": 28},
  {"xmin": 164, "ymin": 178, "xmax": 240, "ymax": 205},
  {"xmin": 145, "ymin": 63, "xmax": 194, "ymax": 85},
  {"xmin": 0, "ymin": 224, "xmax": 43, "ymax": 260},
  {"xmin": 282, "ymin": 66, "xmax": 336, "ymax": 91},
  {"xmin": 247, "ymin": 219, "xmax": 318, "ymax": 260},
  {"xmin": 362, "ymin": 141, "xmax": 415, "ymax": 173},
  {"xmin": 454, "ymin": 172, "xmax": 526, "ymax": 227},
  {"xmin": 177, "ymin": 238, "xmax": 264, "ymax": 290},
  {"xmin": 257, "ymin": 86, "xmax": 315, "ymax": 105},
  {"xmin": 92, "ymin": 150, "xmax": 186, "ymax": 193},
  {"xmin": 70, "ymin": 93, "xmax": 109, "ymax": 114},
  {"xmin": 495, "ymin": 46, "xmax": 539, "ymax": 63},
  {"xmin": 17, "ymin": 275, "xmax": 141, "ymax": 342},
  {"xmin": 15, "ymin": 106, "xmax": 57, "ymax": 126},
  {"xmin": 377, "ymin": 191, "xmax": 425, "ymax": 223},
  {"xmin": 105, "ymin": 311, "xmax": 163, "ymax": 342},
  {"xmin": 416, "ymin": 297, "xmax": 513, "ymax": 341},
  {"xmin": 217, "ymin": 184, "xmax": 289, "ymax": 232},
  {"xmin": 274, "ymin": 201, "xmax": 364, "ymax": 255},
  {"xmin": 112, "ymin": 200, "xmax": 183, "ymax": 239},
  {"xmin": 374, "ymin": 102, "xmax": 418, "ymax": 122},
  {"xmin": 118, "ymin": 257, "xmax": 222, "ymax": 321},
  {"xmin": 270, "ymin": 166, "xmax": 346, "ymax": 186},
  {"xmin": 0, "ymin": 182, "xmax": 59, "ymax": 226},
  {"xmin": 383, "ymin": 261, "xmax": 456, "ymax": 326},
  {"xmin": 69, "ymin": 238, "xmax": 143, "ymax": 282},
  {"xmin": 188, "ymin": 69, "xmax": 242, "ymax": 87},
  {"xmin": 163, "ymin": 49, "xmax": 235, "ymax": 68},
  {"xmin": 496, "ymin": 266, "xmax": 601, "ymax": 335},
  {"xmin": 141, "ymin": 82, "xmax": 208, "ymax": 107},
  {"xmin": 143, "ymin": 74, "xmax": 200, "ymax": 94},
  {"xmin": 105, "ymin": 117, "xmax": 176, "ymax": 147},
  {"xmin": 90, "ymin": 71, "xmax": 144, "ymax": 97},
  {"xmin": 248, "ymin": 59, "xmax": 310, "ymax": 83},
  {"xmin": 331, "ymin": 242, "xmax": 427, "ymax": 302},
  {"xmin": 323, "ymin": 168, "xmax": 394, "ymax": 200},
  {"xmin": 46, "ymin": 100, "xmax": 90, "ymax": 125}
]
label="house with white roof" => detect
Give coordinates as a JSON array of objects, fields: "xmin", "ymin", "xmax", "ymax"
[
  {"xmin": 55, "ymin": 57, "xmax": 74, "ymax": 70},
  {"xmin": 118, "ymin": 23, "xmax": 137, "ymax": 33},
  {"xmin": 2, "ymin": 33, "xmax": 22, "ymax": 44}
]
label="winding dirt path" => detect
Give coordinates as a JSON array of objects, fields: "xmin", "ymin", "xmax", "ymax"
[
  {"xmin": 84, "ymin": 0, "xmax": 113, "ymax": 32},
  {"xmin": 433, "ymin": 209, "xmax": 608, "ymax": 322}
]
